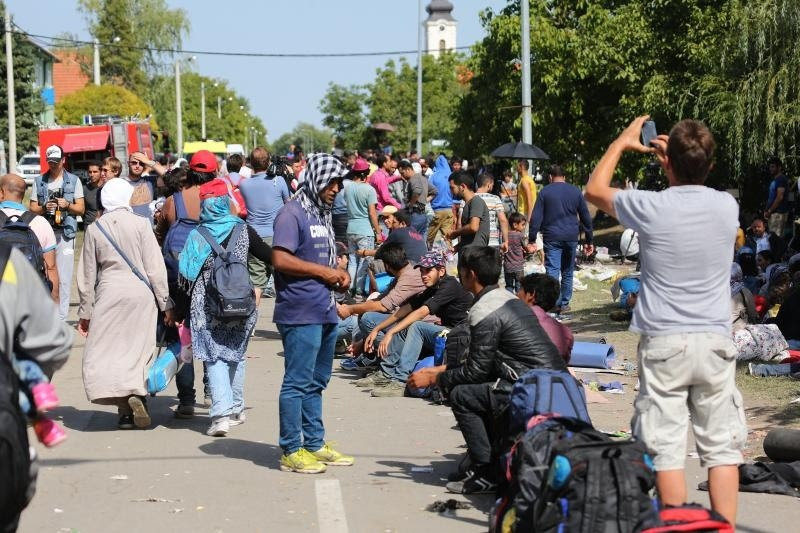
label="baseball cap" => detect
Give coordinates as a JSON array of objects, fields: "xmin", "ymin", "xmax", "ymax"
[
  {"xmin": 198, "ymin": 179, "xmax": 229, "ymax": 199},
  {"xmin": 45, "ymin": 145, "xmax": 63, "ymax": 162},
  {"xmin": 414, "ymin": 250, "xmax": 446, "ymax": 269},
  {"xmin": 379, "ymin": 205, "xmax": 398, "ymax": 217},
  {"xmin": 189, "ymin": 150, "xmax": 218, "ymax": 172}
]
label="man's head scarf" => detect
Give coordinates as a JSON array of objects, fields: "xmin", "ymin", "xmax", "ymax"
[{"xmin": 294, "ymin": 153, "xmax": 348, "ymax": 269}]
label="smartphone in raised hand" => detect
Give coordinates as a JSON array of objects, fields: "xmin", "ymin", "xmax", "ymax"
[{"xmin": 641, "ymin": 120, "xmax": 657, "ymax": 148}]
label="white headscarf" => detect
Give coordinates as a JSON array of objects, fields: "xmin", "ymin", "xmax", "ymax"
[{"xmin": 101, "ymin": 178, "xmax": 134, "ymax": 213}]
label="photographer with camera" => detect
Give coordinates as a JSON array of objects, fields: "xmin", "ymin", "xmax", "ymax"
[
  {"xmin": 585, "ymin": 116, "xmax": 744, "ymax": 526},
  {"xmin": 239, "ymin": 147, "xmax": 290, "ymax": 304},
  {"xmin": 29, "ymin": 145, "xmax": 85, "ymax": 321}
]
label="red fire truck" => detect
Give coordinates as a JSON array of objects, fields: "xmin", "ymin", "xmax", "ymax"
[{"xmin": 38, "ymin": 116, "xmax": 155, "ymax": 181}]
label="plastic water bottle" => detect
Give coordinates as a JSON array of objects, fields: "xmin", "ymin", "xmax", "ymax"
[
  {"xmin": 548, "ymin": 455, "xmax": 572, "ymax": 489},
  {"xmin": 433, "ymin": 332, "xmax": 447, "ymax": 366}
]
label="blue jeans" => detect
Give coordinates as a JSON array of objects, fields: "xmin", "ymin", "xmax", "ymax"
[
  {"xmin": 337, "ymin": 315, "xmax": 358, "ymax": 342},
  {"xmin": 544, "ymin": 240, "xmax": 578, "ymax": 308},
  {"xmin": 277, "ymin": 323, "xmax": 337, "ymax": 454},
  {"xmin": 381, "ymin": 321, "xmax": 445, "ymax": 382},
  {"xmin": 206, "ymin": 359, "xmax": 246, "ymax": 419},
  {"xmin": 358, "ymin": 311, "xmax": 392, "ymax": 348},
  {"xmin": 410, "ymin": 212, "xmax": 429, "ymax": 238},
  {"xmin": 17, "ymin": 360, "xmax": 47, "ymax": 415},
  {"xmin": 347, "ymin": 234, "xmax": 374, "ymax": 295}
]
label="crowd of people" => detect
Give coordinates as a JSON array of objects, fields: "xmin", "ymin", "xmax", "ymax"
[{"xmin": 4, "ymin": 115, "xmax": 797, "ymax": 529}]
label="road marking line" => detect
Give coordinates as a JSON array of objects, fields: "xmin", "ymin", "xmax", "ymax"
[{"xmin": 315, "ymin": 479, "xmax": 349, "ymax": 533}]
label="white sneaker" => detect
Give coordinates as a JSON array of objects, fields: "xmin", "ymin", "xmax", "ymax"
[
  {"xmin": 206, "ymin": 417, "xmax": 229, "ymax": 437},
  {"xmin": 229, "ymin": 411, "xmax": 246, "ymax": 426}
]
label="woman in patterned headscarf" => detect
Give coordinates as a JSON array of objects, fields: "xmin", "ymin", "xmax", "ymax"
[{"xmin": 271, "ymin": 153, "xmax": 355, "ymax": 474}]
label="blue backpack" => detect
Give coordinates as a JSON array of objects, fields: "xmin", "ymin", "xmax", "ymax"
[
  {"xmin": 509, "ymin": 369, "xmax": 590, "ymax": 435},
  {"xmin": 162, "ymin": 192, "xmax": 198, "ymax": 284},
  {"xmin": 197, "ymin": 225, "xmax": 255, "ymax": 319}
]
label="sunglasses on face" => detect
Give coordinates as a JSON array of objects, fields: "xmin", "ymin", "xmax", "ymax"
[{"xmin": 128, "ymin": 161, "xmax": 143, "ymax": 167}]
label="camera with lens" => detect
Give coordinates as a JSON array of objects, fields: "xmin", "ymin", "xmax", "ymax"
[{"xmin": 47, "ymin": 189, "xmax": 65, "ymax": 226}]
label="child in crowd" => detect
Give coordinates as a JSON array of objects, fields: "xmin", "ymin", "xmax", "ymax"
[
  {"xmin": 499, "ymin": 169, "xmax": 517, "ymax": 213},
  {"xmin": 16, "ymin": 358, "xmax": 67, "ymax": 447},
  {"xmin": 503, "ymin": 212, "xmax": 527, "ymax": 293}
]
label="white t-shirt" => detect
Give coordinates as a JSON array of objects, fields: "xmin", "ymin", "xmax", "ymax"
[{"xmin": 613, "ymin": 185, "xmax": 738, "ymax": 337}]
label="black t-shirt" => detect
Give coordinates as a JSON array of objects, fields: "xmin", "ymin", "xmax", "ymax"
[
  {"xmin": 459, "ymin": 195, "xmax": 490, "ymax": 249},
  {"xmin": 83, "ymin": 182, "xmax": 100, "ymax": 224},
  {"xmin": 409, "ymin": 274, "xmax": 473, "ymax": 327},
  {"xmin": 382, "ymin": 226, "xmax": 428, "ymax": 263}
]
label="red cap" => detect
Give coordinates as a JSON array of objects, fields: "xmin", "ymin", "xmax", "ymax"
[
  {"xmin": 199, "ymin": 179, "xmax": 229, "ymax": 199},
  {"xmin": 189, "ymin": 150, "xmax": 218, "ymax": 172}
]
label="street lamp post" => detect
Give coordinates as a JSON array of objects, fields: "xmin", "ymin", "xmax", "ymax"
[
  {"xmin": 520, "ymin": 0, "xmax": 532, "ymax": 146},
  {"xmin": 93, "ymin": 38, "xmax": 100, "ymax": 85},
  {"xmin": 174, "ymin": 55, "xmax": 195, "ymax": 157},
  {"xmin": 200, "ymin": 81, "xmax": 206, "ymax": 140}
]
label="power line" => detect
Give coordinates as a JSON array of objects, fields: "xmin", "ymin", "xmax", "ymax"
[{"xmin": 9, "ymin": 25, "xmax": 474, "ymax": 59}]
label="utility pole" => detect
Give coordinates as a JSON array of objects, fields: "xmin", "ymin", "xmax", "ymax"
[
  {"xmin": 93, "ymin": 38, "xmax": 100, "ymax": 85},
  {"xmin": 415, "ymin": 0, "xmax": 423, "ymax": 155},
  {"xmin": 5, "ymin": 15, "xmax": 16, "ymax": 167},
  {"xmin": 200, "ymin": 81, "xmax": 206, "ymax": 140},
  {"xmin": 520, "ymin": 0, "xmax": 532, "ymax": 145},
  {"xmin": 217, "ymin": 96, "xmax": 221, "ymax": 119},
  {"xmin": 175, "ymin": 59, "xmax": 183, "ymax": 157}
]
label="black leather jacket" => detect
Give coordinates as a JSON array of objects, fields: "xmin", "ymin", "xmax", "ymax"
[{"xmin": 438, "ymin": 286, "xmax": 565, "ymax": 394}]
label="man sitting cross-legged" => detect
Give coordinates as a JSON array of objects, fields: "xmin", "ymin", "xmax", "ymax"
[
  {"xmin": 337, "ymin": 243, "xmax": 429, "ymax": 371},
  {"xmin": 358, "ymin": 250, "xmax": 473, "ymax": 397},
  {"xmin": 408, "ymin": 246, "xmax": 566, "ymax": 494}
]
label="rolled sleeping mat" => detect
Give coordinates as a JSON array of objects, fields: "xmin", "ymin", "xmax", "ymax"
[
  {"xmin": 763, "ymin": 428, "xmax": 800, "ymax": 462},
  {"xmin": 569, "ymin": 342, "xmax": 616, "ymax": 369},
  {"xmin": 574, "ymin": 336, "xmax": 607, "ymax": 345}
]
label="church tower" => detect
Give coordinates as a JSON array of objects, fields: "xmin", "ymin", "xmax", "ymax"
[{"xmin": 425, "ymin": 0, "xmax": 457, "ymax": 58}]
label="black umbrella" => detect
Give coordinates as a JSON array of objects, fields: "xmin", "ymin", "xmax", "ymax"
[{"xmin": 490, "ymin": 141, "xmax": 549, "ymax": 160}]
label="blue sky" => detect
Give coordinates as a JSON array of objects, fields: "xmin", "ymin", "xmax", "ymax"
[{"xmin": 8, "ymin": 0, "xmax": 509, "ymax": 141}]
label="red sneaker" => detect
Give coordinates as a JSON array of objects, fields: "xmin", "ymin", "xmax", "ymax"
[{"xmin": 33, "ymin": 417, "xmax": 68, "ymax": 447}]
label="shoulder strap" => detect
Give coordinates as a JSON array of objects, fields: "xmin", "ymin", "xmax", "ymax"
[
  {"xmin": 18, "ymin": 211, "xmax": 37, "ymax": 226},
  {"xmin": 196, "ymin": 226, "xmax": 227, "ymax": 257},
  {"xmin": 94, "ymin": 221, "xmax": 154, "ymax": 293},
  {"xmin": 173, "ymin": 191, "xmax": 190, "ymax": 220},
  {"xmin": 225, "ymin": 224, "xmax": 245, "ymax": 253}
]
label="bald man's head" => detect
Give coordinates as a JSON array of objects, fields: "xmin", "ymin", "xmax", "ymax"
[{"xmin": 0, "ymin": 174, "xmax": 26, "ymax": 201}]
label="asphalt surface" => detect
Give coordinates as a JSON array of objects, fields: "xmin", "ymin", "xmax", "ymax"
[{"xmin": 19, "ymin": 300, "xmax": 794, "ymax": 533}]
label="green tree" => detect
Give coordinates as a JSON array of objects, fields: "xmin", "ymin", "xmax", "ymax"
[
  {"xmin": 0, "ymin": 1, "xmax": 46, "ymax": 153},
  {"xmin": 271, "ymin": 122, "xmax": 334, "ymax": 157},
  {"xmin": 319, "ymin": 83, "xmax": 368, "ymax": 149},
  {"xmin": 55, "ymin": 84, "xmax": 157, "ymax": 129},
  {"xmin": 145, "ymin": 72, "xmax": 266, "ymax": 150},
  {"xmin": 78, "ymin": 0, "xmax": 190, "ymax": 93}
]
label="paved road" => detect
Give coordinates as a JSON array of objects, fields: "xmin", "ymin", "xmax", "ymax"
[{"xmin": 19, "ymin": 300, "xmax": 792, "ymax": 532}]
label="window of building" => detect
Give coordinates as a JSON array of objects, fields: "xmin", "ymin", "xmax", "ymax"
[{"xmin": 439, "ymin": 39, "xmax": 446, "ymax": 53}]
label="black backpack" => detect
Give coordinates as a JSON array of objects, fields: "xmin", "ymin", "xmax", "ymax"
[
  {"xmin": 491, "ymin": 415, "xmax": 658, "ymax": 532},
  {"xmin": 0, "ymin": 211, "xmax": 47, "ymax": 286},
  {"xmin": 0, "ymin": 245, "xmax": 35, "ymax": 529},
  {"xmin": 532, "ymin": 430, "xmax": 660, "ymax": 532},
  {"xmin": 197, "ymin": 225, "xmax": 256, "ymax": 319}
]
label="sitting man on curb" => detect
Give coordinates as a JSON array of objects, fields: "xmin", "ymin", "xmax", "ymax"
[
  {"xmin": 408, "ymin": 246, "xmax": 565, "ymax": 494},
  {"xmin": 337, "ymin": 243, "xmax": 429, "ymax": 371},
  {"xmin": 584, "ymin": 116, "xmax": 744, "ymax": 526},
  {"xmin": 358, "ymin": 250, "xmax": 473, "ymax": 397},
  {"xmin": 517, "ymin": 273, "xmax": 574, "ymax": 362}
]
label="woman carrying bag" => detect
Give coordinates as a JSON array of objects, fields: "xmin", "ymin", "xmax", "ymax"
[
  {"xmin": 77, "ymin": 179, "xmax": 170, "ymax": 430},
  {"xmin": 177, "ymin": 179, "xmax": 272, "ymax": 437}
]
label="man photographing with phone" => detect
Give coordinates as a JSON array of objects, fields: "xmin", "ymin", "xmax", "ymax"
[{"xmin": 585, "ymin": 116, "xmax": 745, "ymax": 527}]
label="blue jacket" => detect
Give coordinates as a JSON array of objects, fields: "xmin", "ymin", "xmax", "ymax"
[
  {"xmin": 528, "ymin": 182, "xmax": 593, "ymax": 244},
  {"xmin": 428, "ymin": 155, "xmax": 453, "ymax": 210}
]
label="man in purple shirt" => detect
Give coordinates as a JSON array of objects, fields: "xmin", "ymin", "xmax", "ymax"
[{"xmin": 272, "ymin": 153, "xmax": 354, "ymax": 475}]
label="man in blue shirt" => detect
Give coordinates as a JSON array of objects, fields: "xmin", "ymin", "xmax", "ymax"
[
  {"xmin": 765, "ymin": 156, "xmax": 790, "ymax": 237},
  {"xmin": 528, "ymin": 165, "xmax": 594, "ymax": 313},
  {"xmin": 239, "ymin": 147, "xmax": 290, "ymax": 304},
  {"xmin": 272, "ymin": 153, "xmax": 353, "ymax": 474}
]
